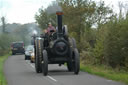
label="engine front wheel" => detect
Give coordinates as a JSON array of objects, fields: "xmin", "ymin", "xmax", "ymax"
[
  {"xmin": 67, "ymin": 46, "xmax": 73, "ymax": 72},
  {"xmin": 73, "ymin": 48, "xmax": 80, "ymax": 74},
  {"xmin": 67, "ymin": 61, "xmax": 73, "ymax": 72},
  {"xmin": 42, "ymin": 50, "xmax": 48, "ymax": 76}
]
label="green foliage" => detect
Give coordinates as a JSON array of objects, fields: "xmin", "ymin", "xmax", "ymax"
[
  {"xmin": 59, "ymin": 0, "xmax": 113, "ymax": 51},
  {"xmin": 80, "ymin": 50, "xmax": 94, "ymax": 65},
  {"xmin": 103, "ymin": 16, "xmax": 127, "ymax": 68},
  {"xmin": 93, "ymin": 38, "xmax": 104, "ymax": 64},
  {"xmin": 35, "ymin": 4, "xmax": 57, "ymax": 30},
  {"xmin": 35, "ymin": 0, "xmax": 113, "ymax": 50},
  {"xmin": 13, "ymin": 24, "xmax": 31, "ymax": 45},
  {"xmin": 0, "ymin": 34, "xmax": 15, "ymax": 56},
  {"xmin": 104, "ymin": 19, "xmax": 121, "ymax": 68},
  {"xmin": 80, "ymin": 64, "xmax": 128, "ymax": 84},
  {"xmin": 35, "ymin": 0, "xmax": 128, "ymax": 70},
  {"xmin": 93, "ymin": 27, "xmax": 107, "ymax": 64},
  {"xmin": 92, "ymin": 14, "xmax": 128, "ymax": 69},
  {"xmin": 0, "ymin": 55, "xmax": 8, "ymax": 85},
  {"xmin": 0, "ymin": 23, "xmax": 40, "ymax": 56},
  {"xmin": 60, "ymin": 0, "xmax": 90, "ymax": 43},
  {"xmin": 35, "ymin": 9, "xmax": 49, "ymax": 29},
  {"xmin": 0, "ymin": 23, "xmax": 35, "ymax": 55}
]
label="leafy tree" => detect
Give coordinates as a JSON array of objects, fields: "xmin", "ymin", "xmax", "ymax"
[
  {"xmin": 59, "ymin": 0, "xmax": 113, "ymax": 51},
  {"xmin": 0, "ymin": 34, "xmax": 15, "ymax": 55},
  {"xmin": 35, "ymin": 2, "xmax": 58, "ymax": 30},
  {"xmin": 60, "ymin": 0, "xmax": 88, "ymax": 43},
  {"xmin": 35, "ymin": 0, "xmax": 128, "ymax": 70},
  {"xmin": 35, "ymin": 8, "xmax": 49, "ymax": 29},
  {"xmin": 93, "ymin": 25, "xmax": 107, "ymax": 64},
  {"xmin": 104, "ymin": 14, "xmax": 128, "ymax": 69}
]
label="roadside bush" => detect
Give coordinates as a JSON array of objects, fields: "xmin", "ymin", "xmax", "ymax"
[
  {"xmin": 104, "ymin": 15, "xmax": 128, "ymax": 69},
  {"xmin": 80, "ymin": 50, "xmax": 94, "ymax": 65},
  {"xmin": 0, "ymin": 34, "xmax": 14, "ymax": 56}
]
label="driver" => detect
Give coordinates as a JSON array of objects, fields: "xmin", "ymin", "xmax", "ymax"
[{"xmin": 46, "ymin": 22, "xmax": 56, "ymax": 35}]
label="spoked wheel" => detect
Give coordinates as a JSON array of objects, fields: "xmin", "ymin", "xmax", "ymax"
[
  {"xmin": 73, "ymin": 48, "xmax": 80, "ymax": 74},
  {"xmin": 67, "ymin": 47, "xmax": 73, "ymax": 71},
  {"xmin": 42, "ymin": 50, "xmax": 48, "ymax": 76},
  {"xmin": 35, "ymin": 39, "xmax": 42, "ymax": 73}
]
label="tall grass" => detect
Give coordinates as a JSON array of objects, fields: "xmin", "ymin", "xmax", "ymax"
[
  {"xmin": 0, "ymin": 55, "xmax": 8, "ymax": 85},
  {"xmin": 80, "ymin": 64, "xmax": 128, "ymax": 85}
]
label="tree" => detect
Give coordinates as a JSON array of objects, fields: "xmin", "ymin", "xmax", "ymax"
[
  {"xmin": 93, "ymin": 26, "xmax": 107, "ymax": 64},
  {"xmin": 104, "ymin": 15, "xmax": 128, "ymax": 68},
  {"xmin": 35, "ymin": 8, "xmax": 49, "ymax": 29},
  {"xmin": 35, "ymin": 2, "xmax": 59, "ymax": 30},
  {"xmin": 59, "ymin": 0, "xmax": 113, "ymax": 52}
]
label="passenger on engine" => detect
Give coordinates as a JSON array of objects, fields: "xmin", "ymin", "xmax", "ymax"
[{"xmin": 47, "ymin": 22, "xmax": 56, "ymax": 35}]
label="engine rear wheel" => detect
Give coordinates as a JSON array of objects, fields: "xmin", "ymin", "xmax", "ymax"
[
  {"xmin": 35, "ymin": 39, "xmax": 42, "ymax": 73},
  {"xmin": 71, "ymin": 38, "xmax": 76, "ymax": 48},
  {"xmin": 73, "ymin": 48, "xmax": 80, "ymax": 74},
  {"xmin": 69, "ymin": 38, "xmax": 76, "ymax": 48},
  {"xmin": 67, "ymin": 38, "xmax": 77, "ymax": 72},
  {"xmin": 42, "ymin": 50, "xmax": 48, "ymax": 76}
]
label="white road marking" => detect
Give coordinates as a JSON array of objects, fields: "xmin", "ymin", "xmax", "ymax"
[
  {"xmin": 26, "ymin": 60, "xmax": 58, "ymax": 82},
  {"xmin": 30, "ymin": 64, "xmax": 35, "ymax": 68},
  {"xmin": 25, "ymin": 60, "xmax": 29, "ymax": 64},
  {"xmin": 26, "ymin": 60, "xmax": 35, "ymax": 68},
  {"xmin": 47, "ymin": 76, "xmax": 58, "ymax": 82}
]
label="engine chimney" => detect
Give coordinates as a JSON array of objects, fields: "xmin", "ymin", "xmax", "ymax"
[{"xmin": 56, "ymin": 11, "xmax": 63, "ymax": 37}]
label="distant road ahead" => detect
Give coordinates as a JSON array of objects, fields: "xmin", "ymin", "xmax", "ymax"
[{"xmin": 4, "ymin": 55, "xmax": 125, "ymax": 85}]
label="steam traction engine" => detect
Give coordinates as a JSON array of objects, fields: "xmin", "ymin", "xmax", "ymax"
[{"xmin": 35, "ymin": 12, "xmax": 80, "ymax": 76}]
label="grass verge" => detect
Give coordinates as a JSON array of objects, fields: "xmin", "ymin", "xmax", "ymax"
[
  {"xmin": 0, "ymin": 55, "xmax": 9, "ymax": 85},
  {"xmin": 80, "ymin": 64, "xmax": 128, "ymax": 85}
]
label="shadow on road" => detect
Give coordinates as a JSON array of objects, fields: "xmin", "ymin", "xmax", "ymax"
[{"xmin": 48, "ymin": 69, "xmax": 82, "ymax": 76}]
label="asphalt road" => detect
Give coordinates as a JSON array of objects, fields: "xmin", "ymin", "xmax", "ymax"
[{"xmin": 4, "ymin": 55, "xmax": 125, "ymax": 85}]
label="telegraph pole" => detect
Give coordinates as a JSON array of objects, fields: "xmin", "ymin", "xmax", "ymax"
[
  {"xmin": 1, "ymin": 0, "xmax": 6, "ymax": 33},
  {"xmin": 1, "ymin": 17, "xmax": 6, "ymax": 33}
]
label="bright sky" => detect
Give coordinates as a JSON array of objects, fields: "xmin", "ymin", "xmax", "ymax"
[
  {"xmin": 0, "ymin": 0, "xmax": 55, "ymax": 24},
  {"xmin": 0, "ymin": 0, "xmax": 128, "ymax": 24}
]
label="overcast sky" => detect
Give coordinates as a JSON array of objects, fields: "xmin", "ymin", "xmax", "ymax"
[{"xmin": 0, "ymin": 0, "xmax": 128, "ymax": 24}]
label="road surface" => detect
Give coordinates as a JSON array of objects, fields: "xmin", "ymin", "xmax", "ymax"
[{"xmin": 4, "ymin": 55, "xmax": 125, "ymax": 85}]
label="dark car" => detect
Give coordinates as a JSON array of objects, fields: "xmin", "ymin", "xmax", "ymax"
[{"xmin": 11, "ymin": 41, "xmax": 25, "ymax": 55}]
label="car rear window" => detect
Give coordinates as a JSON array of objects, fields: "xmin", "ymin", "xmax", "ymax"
[{"xmin": 13, "ymin": 43, "xmax": 23, "ymax": 47}]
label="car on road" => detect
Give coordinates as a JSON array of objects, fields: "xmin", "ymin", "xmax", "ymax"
[
  {"xmin": 25, "ymin": 45, "xmax": 34, "ymax": 60},
  {"xmin": 11, "ymin": 41, "xmax": 25, "ymax": 55}
]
